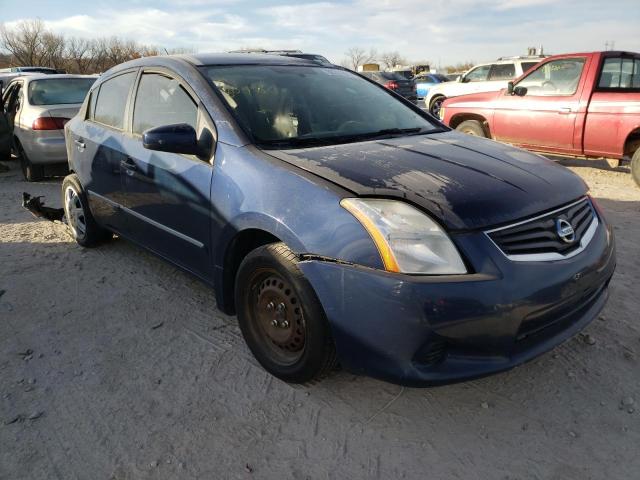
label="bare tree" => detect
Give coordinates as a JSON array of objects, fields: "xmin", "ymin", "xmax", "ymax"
[
  {"xmin": 444, "ymin": 61, "xmax": 475, "ymax": 73},
  {"xmin": 66, "ymin": 37, "xmax": 91, "ymax": 73},
  {"xmin": 380, "ymin": 51, "xmax": 407, "ymax": 70},
  {"xmin": 343, "ymin": 47, "xmax": 377, "ymax": 70},
  {"xmin": 0, "ymin": 19, "xmax": 47, "ymax": 66}
]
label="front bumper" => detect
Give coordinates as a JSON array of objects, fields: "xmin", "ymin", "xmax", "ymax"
[{"xmin": 299, "ymin": 218, "xmax": 616, "ymax": 386}]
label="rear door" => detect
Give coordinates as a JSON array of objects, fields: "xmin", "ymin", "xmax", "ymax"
[
  {"xmin": 492, "ymin": 56, "xmax": 590, "ymax": 154},
  {"xmin": 119, "ymin": 69, "xmax": 214, "ymax": 278},
  {"xmin": 66, "ymin": 70, "xmax": 137, "ymax": 233},
  {"xmin": 0, "ymin": 82, "xmax": 18, "ymax": 157}
]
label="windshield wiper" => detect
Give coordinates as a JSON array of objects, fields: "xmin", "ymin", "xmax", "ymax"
[{"xmin": 258, "ymin": 127, "xmax": 432, "ymax": 149}]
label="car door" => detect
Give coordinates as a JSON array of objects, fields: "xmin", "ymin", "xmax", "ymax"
[
  {"xmin": 67, "ymin": 70, "xmax": 137, "ymax": 233},
  {"xmin": 119, "ymin": 69, "xmax": 214, "ymax": 279},
  {"xmin": 492, "ymin": 57, "xmax": 590, "ymax": 154},
  {"xmin": 0, "ymin": 81, "xmax": 22, "ymax": 157}
]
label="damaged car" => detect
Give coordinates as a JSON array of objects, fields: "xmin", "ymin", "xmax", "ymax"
[{"xmin": 61, "ymin": 53, "xmax": 615, "ymax": 386}]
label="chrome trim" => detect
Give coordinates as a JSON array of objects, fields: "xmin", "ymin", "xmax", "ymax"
[
  {"xmin": 484, "ymin": 197, "xmax": 588, "ymax": 234},
  {"xmin": 484, "ymin": 197, "xmax": 598, "ymax": 262},
  {"xmin": 87, "ymin": 190, "xmax": 205, "ymax": 249}
]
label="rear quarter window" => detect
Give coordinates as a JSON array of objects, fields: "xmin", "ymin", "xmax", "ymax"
[{"xmin": 598, "ymin": 57, "xmax": 640, "ymax": 90}]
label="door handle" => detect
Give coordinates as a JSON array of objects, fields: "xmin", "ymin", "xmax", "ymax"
[
  {"xmin": 74, "ymin": 139, "xmax": 86, "ymax": 150},
  {"xmin": 120, "ymin": 157, "xmax": 138, "ymax": 175},
  {"xmin": 558, "ymin": 107, "xmax": 572, "ymax": 114}
]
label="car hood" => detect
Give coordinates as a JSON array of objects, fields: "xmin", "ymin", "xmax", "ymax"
[
  {"xmin": 265, "ymin": 131, "xmax": 588, "ymax": 231},
  {"xmin": 443, "ymin": 90, "xmax": 502, "ymax": 107}
]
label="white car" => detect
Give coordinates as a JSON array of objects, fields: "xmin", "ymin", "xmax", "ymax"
[{"xmin": 425, "ymin": 56, "xmax": 544, "ymax": 117}]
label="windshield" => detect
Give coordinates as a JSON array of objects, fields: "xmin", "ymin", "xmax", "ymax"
[
  {"xmin": 202, "ymin": 65, "xmax": 440, "ymax": 148},
  {"xmin": 28, "ymin": 78, "xmax": 95, "ymax": 106}
]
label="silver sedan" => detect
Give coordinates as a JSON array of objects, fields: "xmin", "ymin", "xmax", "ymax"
[{"xmin": 0, "ymin": 74, "xmax": 96, "ymax": 181}]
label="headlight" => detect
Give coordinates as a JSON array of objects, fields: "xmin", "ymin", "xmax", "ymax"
[{"xmin": 340, "ymin": 198, "xmax": 467, "ymax": 274}]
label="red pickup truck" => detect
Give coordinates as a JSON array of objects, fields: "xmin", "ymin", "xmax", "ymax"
[{"xmin": 440, "ymin": 51, "xmax": 640, "ymax": 187}]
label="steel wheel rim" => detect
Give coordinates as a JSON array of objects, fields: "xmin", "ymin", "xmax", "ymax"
[
  {"xmin": 431, "ymin": 98, "xmax": 444, "ymax": 116},
  {"xmin": 248, "ymin": 270, "xmax": 306, "ymax": 366},
  {"xmin": 64, "ymin": 186, "xmax": 87, "ymax": 239}
]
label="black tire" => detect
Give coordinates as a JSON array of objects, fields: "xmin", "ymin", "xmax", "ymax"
[
  {"xmin": 235, "ymin": 242, "xmax": 338, "ymax": 383},
  {"xmin": 429, "ymin": 95, "xmax": 446, "ymax": 117},
  {"xmin": 61, "ymin": 174, "xmax": 111, "ymax": 247},
  {"xmin": 17, "ymin": 141, "xmax": 43, "ymax": 182},
  {"xmin": 455, "ymin": 119, "xmax": 488, "ymax": 138},
  {"xmin": 632, "ymin": 147, "xmax": 640, "ymax": 188}
]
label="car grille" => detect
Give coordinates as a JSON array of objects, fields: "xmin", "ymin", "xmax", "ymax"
[{"xmin": 487, "ymin": 198, "xmax": 597, "ymax": 260}]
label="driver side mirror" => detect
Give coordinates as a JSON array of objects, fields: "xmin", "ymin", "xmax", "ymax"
[
  {"xmin": 507, "ymin": 81, "xmax": 514, "ymax": 95},
  {"xmin": 460, "ymin": 75, "xmax": 468, "ymax": 83},
  {"xmin": 143, "ymin": 123, "xmax": 209, "ymax": 157},
  {"xmin": 513, "ymin": 86, "xmax": 528, "ymax": 97}
]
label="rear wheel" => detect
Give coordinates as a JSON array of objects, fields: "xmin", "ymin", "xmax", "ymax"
[
  {"xmin": 429, "ymin": 95, "xmax": 446, "ymax": 117},
  {"xmin": 632, "ymin": 147, "xmax": 640, "ymax": 188},
  {"xmin": 17, "ymin": 141, "xmax": 43, "ymax": 182},
  {"xmin": 455, "ymin": 120, "xmax": 487, "ymax": 138},
  {"xmin": 235, "ymin": 243, "xmax": 337, "ymax": 383},
  {"xmin": 62, "ymin": 174, "xmax": 111, "ymax": 247}
]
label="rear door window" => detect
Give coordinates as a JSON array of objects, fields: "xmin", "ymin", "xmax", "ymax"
[
  {"xmin": 488, "ymin": 63, "xmax": 516, "ymax": 80},
  {"xmin": 132, "ymin": 73, "xmax": 197, "ymax": 135},
  {"xmin": 93, "ymin": 72, "xmax": 136, "ymax": 130},
  {"xmin": 521, "ymin": 62, "xmax": 539, "ymax": 74},
  {"xmin": 598, "ymin": 57, "xmax": 640, "ymax": 89}
]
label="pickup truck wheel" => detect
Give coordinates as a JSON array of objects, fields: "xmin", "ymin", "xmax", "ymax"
[
  {"xmin": 429, "ymin": 95, "xmax": 446, "ymax": 117},
  {"xmin": 456, "ymin": 120, "xmax": 487, "ymax": 138},
  {"xmin": 62, "ymin": 174, "xmax": 112, "ymax": 247},
  {"xmin": 632, "ymin": 148, "xmax": 640, "ymax": 188},
  {"xmin": 235, "ymin": 242, "xmax": 338, "ymax": 384}
]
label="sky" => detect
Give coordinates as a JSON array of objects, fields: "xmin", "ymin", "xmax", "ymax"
[{"xmin": 1, "ymin": 0, "xmax": 639, "ymax": 67}]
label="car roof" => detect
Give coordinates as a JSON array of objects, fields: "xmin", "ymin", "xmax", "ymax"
[
  {"xmin": 9, "ymin": 73, "xmax": 98, "ymax": 83},
  {"xmin": 180, "ymin": 52, "xmax": 322, "ymax": 67}
]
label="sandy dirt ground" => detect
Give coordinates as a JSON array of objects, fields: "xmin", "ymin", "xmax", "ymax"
[{"xmin": 0, "ymin": 157, "xmax": 639, "ymax": 480}]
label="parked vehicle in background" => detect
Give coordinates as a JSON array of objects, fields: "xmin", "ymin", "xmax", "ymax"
[
  {"xmin": 445, "ymin": 72, "xmax": 465, "ymax": 81},
  {"xmin": 413, "ymin": 72, "xmax": 450, "ymax": 101},
  {"xmin": 441, "ymin": 51, "xmax": 640, "ymax": 187},
  {"xmin": 425, "ymin": 56, "xmax": 545, "ymax": 117},
  {"xmin": 62, "ymin": 53, "xmax": 614, "ymax": 387},
  {"xmin": 359, "ymin": 71, "xmax": 417, "ymax": 103},
  {"xmin": 0, "ymin": 74, "xmax": 96, "ymax": 181},
  {"xmin": 0, "ymin": 66, "xmax": 63, "ymax": 74}
]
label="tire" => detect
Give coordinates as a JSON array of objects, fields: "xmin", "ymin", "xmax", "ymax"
[
  {"xmin": 429, "ymin": 95, "xmax": 446, "ymax": 117},
  {"xmin": 455, "ymin": 120, "xmax": 488, "ymax": 138},
  {"xmin": 632, "ymin": 147, "xmax": 640, "ymax": 188},
  {"xmin": 61, "ymin": 174, "xmax": 111, "ymax": 247},
  {"xmin": 235, "ymin": 242, "xmax": 338, "ymax": 383},
  {"xmin": 17, "ymin": 141, "xmax": 44, "ymax": 182}
]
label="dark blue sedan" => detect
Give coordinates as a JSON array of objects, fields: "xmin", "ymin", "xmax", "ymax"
[{"xmin": 62, "ymin": 53, "xmax": 615, "ymax": 386}]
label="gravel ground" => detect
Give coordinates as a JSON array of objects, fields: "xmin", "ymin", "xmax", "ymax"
[{"xmin": 0, "ymin": 157, "xmax": 639, "ymax": 480}]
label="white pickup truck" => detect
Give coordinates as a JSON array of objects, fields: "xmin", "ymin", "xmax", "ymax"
[{"xmin": 425, "ymin": 56, "xmax": 545, "ymax": 116}]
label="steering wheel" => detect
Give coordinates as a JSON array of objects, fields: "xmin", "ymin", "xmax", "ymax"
[
  {"xmin": 337, "ymin": 120, "xmax": 365, "ymax": 133},
  {"xmin": 541, "ymin": 80, "xmax": 557, "ymax": 92}
]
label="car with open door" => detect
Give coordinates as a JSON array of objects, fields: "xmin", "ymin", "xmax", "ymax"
[
  {"xmin": 62, "ymin": 53, "xmax": 615, "ymax": 386},
  {"xmin": 0, "ymin": 74, "xmax": 96, "ymax": 180}
]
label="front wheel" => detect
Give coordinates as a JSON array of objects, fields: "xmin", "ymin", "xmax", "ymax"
[
  {"xmin": 455, "ymin": 120, "xmax": 488, "ymax": 138},
  {"xmin": 62, "ymin": 174, "xmax": 111, "ymax": 247},
  {"xmin": 632, "ymin": 147, "xmax": 640, "ymax": 188},
  {"xmin": 429, "ymin": 95, "xmax": 446, "ymax": 117},
  {"xmin": 235, "ymin": 243, "xmax": 337, "ymax": 383}
]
